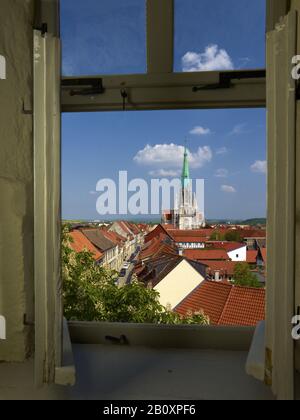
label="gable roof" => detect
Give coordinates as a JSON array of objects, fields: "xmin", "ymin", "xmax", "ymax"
[
  {"xmin": 137, "ymin": 254, "xmax": 207, "ymax": 288},
  {"xmin": 81, "ymin": 229, "xmax": 116, "ymax": 252},
  {"xmin": 175, "ymin": 281, "xmax": 265, "ymax": 327},
  {"xmin": 69, "ymin": 230, "xmax": 103, "ymax": 261},
  {"xmin": 138, "ymin": 237, "xmax": 177, "ymax": 261}
]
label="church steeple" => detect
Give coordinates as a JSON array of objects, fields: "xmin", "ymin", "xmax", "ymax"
[{"xmin": 181, "ymin": 146, "xmax": 190, "ymax": 188}]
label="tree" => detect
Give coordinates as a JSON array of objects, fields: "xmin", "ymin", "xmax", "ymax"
[
  {"xmin": 232, "ymin": 262, "xmax": 262, "ymax": 288},
  {"xmin": 62, "ymin": 226, "xmax": 209, "ymax": 325},
  {"xmin": 209, "ymin": 230, "xmax": 224, "ymax": 241},
  {"xmin": 224, "ymin": 230, "xmax": 241, "ymax": 242}
]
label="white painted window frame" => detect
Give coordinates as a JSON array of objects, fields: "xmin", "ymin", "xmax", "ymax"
[{"xmin": 35, "ymin": 0, "xmax": 298, "ymax": 400}]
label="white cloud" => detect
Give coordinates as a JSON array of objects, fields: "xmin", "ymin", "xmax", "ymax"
[
  {"xmin": 149, "ymin": 169, "xmax": 181, "ymax": 178},
  {"xmin": 190, "ymin": 126, "xmax": 211, "ymax": 136},
  {"xmin": 229, "ymin": 123, "xmax": 248, "ymax": 136},
  {"xmin": 216, "ymin": 147, "xmax": 228, "ymax": 155},
  {"xmin": 215, "ymin": 169, "xmax": 229, "ymax": 178},
  {"xmin": 89, "ymin": 191, "xmax": 98, "ymax": 195},
  {"xmin": 182, "ymin": 45, "xmax": 234, "ymax": 72},
  {"xmin": 251, "ymin": 160, "xmax": 267, "ymax": 174},
  {"xmin": 134, "ymin": 143, "xmax": 212, "ymax": 169},
  {"xmin": 221, "ymin": 185, "xmax": 236, "ymax": 193}
]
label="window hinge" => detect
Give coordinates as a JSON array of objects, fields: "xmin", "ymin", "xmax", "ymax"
[
  {"xmin": 192, "ymin": 70, "xmax": 266, "ymax": 92},
  {"xmin": 34, "ymin": 23, "xmax": 48, "ymax": 37},
  {"xmin": 61, "ymin": 78, "xmax": 105, "ymax": 96},
  {"xmin": 265, "ymin": 347, "xmax": 273, "ymax": 387}
]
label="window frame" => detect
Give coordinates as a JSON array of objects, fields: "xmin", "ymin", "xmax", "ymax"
[{"xmin": 35, "ymin": 0, "xmax": 298, "ymax": 400}]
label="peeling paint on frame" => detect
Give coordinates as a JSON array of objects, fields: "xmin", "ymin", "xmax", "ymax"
[{"xmin": 0, "ymin": 55, "xmax": 6, "ymax": 79}]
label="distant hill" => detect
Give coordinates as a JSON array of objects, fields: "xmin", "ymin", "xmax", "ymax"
[
  {"xmin": 207, "ymin": 218, "xmax": 266, "ymax": 226},
  {"xmin": 241, "ymin": 218, "xmax": 266, "ymax": 226}
]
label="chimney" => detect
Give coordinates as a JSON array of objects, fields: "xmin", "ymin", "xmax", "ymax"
[
  {"xmin": 178, "ymin": 246, "xmax": 184, "ymax": 256},
  {"xmin": 215, "ymin": 271, "xmax": 220, "ymax": 282}
]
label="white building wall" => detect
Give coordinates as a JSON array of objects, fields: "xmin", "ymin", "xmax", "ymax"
[
  {"xmin": 227, "ymin": 246, "xmax": 247, "ymax": 262},
  {"xmin": 154, "ymin": 260, "xmax": 205, "ymax": 309}
]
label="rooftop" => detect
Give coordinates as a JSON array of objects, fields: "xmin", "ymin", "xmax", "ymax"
[
  {"xmin": 68, "ymin": 231, "xmax": 103, "ymax": 261},
  {"xmin": 175, "ymin": 281, "xmax": 265, "ymax": 327}
]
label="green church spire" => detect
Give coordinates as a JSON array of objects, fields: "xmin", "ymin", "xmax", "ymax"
[{"xmin": 181, "ymin": 146, "xmax": 190, "ymax": 188}]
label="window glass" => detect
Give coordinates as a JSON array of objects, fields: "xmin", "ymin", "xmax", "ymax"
[
  {"xmin": 61, "ymin": 0, "xmax": 146, "ymax": 76},
  {"xmin": 174, "ymin": 0, "xmax": 266, "ymax": 72}
]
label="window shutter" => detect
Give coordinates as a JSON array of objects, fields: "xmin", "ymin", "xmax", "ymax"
[
  {"xmin": 34, "ymin": 30, "xmax": 74, "ymax": 386},
  {"xmin": 266, "ymin": 10, "xmax": 297, "ymax": 400}
]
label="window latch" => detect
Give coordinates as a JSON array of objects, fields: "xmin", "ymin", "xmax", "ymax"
[
  {"xmin": 61, "ymin": 78, "xmax": 105, "ymax": 96},
  {"xmin": 193, "ymin": 70, "xmax": 266, "ymax": 92},
  {"xmin": 105, "ymin": 334, "xmax": 128, "ymax": 345}
]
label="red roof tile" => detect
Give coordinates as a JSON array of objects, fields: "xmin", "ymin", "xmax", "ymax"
[
  {"xmin": 260, "ymin": 248, "xmax": 267, "ymax": 264},
  {"xmin": 200, "ymin": 260, "xmax": 238, "ymax": 276},
  {"xmin": 247, "ymin": 250, "xmax": 258, "ymax": 264},
  {"xmin": 139, "ymin": 237, "xmax": 177, "ymax": 261},
  {"xmin": 175, "ymin": 281, "xmax": 232, "ymax": 324},
  {"xmin": 184, "ymin": 249, "xmax": 230, "ymax": 261},
  {"xmin": 219, "ymin": 286, "xmax": 265, "ymax": 326},
  {"xmin": 69, "ymin": 231, "xmax": 103, "ymax": 261},
  {"xmin": 206, "ymin": 241, "xmax": 246, "ymax": 252},
  {"xmin": 175, "ymin": 281, "xmax": 265, "ymax": 327}
]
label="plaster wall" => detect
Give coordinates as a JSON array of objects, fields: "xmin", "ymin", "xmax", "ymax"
[
  {"xmin": 154, "ymin": 260, "xmax": 205, "ymax": 309},
  {"xmin": 0, "ymin": 0, "xmax": 35, "ymax": 361}
]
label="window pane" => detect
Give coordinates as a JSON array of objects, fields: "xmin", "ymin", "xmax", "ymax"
[
  {"xmin": 174, "ymin": 0, "xmax": 266, "ymax": 72},
  {"xmin": 61, "ymin": 0, "xmax": 146, "ymax": 76}
]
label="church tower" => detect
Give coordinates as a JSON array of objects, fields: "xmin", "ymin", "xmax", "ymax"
[{"xmin": 173, "ymin": 146, "xmax": 205, "ymax": 229}]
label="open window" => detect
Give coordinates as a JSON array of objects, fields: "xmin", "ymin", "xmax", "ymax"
[{"xmin": 33, "ymin": 0, "xmax": 298, "ymax": 400}]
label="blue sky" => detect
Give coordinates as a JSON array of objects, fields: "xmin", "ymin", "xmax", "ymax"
[{"xmin": 61, "ymin": 0, "xmax": 266, "ymax": 221}]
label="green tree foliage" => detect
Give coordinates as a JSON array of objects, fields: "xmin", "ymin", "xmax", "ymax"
[
  {"xmin": 232, "ymin": 262, "xmax": 262, "ymax": 288},
  {"xmin": 209, "ymin": 230, "xmax": 224, "ymax": 241},
  {"xmin": 62, "ymin": 226, "xmax": 209, "ymax": 325},
  {"xmin": 224, "ymin": 230, "xmax": 241, "ymax": 242},
  {"xmin": 209, "ymin": 230, "xmax": 242, "ymax": 242}
]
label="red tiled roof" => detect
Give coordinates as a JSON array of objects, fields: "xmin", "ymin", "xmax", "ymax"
[
  {"xmin": 206, "ymin": 241, "xmax": 246, "ymax": 252},
  {"xmin": 184, "ymin": 249, "xmax": 230, "ymax": 261},
  {"xmin": 247, "ymin": 250, "xmax": 258, "ymax": 264},
  {"xmin": 241, "ymin": 230, "xmax": 266, "ymax": 239},
  {"xmin": 69, "ymin": 231, "xmax": 103, "ymax": 261},
  {"xmin": 175, "ymin": 281, "xmax": 265, "ymax": 327},
  {"xmin": 175, "ymin": 281, "xmax": 232, "ymax": 324},
  {"xmin": 200, "ymin": 260, "xmax": 238, "ymax": 276},
  {"xmin": 260, "ymin": 248, "xmax": 267, "ymax": 264},
  {"xmin": 102, "ymin": 230, "xmax": 126, "ymax": 245},
  {"xmin": 168, "ymin": 230, "xmax": 213, "ymax": 242},
  {"xmin": 139, "ymin": 237, "xmax": 177, "ymax": 261},
  {"xmin": 219, "ymin": 286, "xmax": 265, "ymax": 326},
  {"xmin": 145, "ymin": 224, "xmax": 172, "ymax": 243}
]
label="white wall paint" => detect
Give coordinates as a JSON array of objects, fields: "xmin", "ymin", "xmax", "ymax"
[
  {"xmin": 154, "ymin": 259, "xmax": 205, "ymax": 309},
  {"xmin": 228, "ymin": 246, "xmax": 247, "ymax": 262}
]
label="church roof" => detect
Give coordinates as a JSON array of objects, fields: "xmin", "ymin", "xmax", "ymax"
[{"xmin": 181, "ymin": 146, "xmax": 190, "ymax": 187}]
